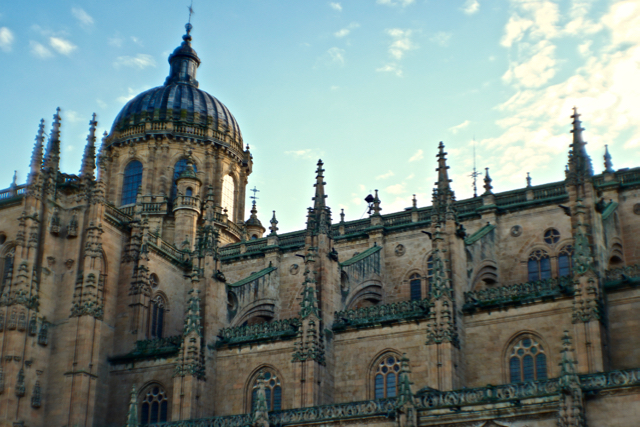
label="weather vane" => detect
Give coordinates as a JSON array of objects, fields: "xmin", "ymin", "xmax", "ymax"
[
  {"xmin": 250, "ymin": 186, "xmax": 260, "ymax": 206},
  {"xmin": 188, "ymin": 0, "xmax": 195, "ymax": 24},
  {"xmin": 469, "ymin": 136, "xmax": 481, "ymax": 198}
]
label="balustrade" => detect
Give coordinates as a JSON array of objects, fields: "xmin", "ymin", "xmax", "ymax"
[{"xmin": 333, "ymin": 298, "xmax": 430, "ymax": 330}]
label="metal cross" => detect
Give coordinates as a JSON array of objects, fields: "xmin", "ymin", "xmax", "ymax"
[{"xmin": 250, "ymin": 186, "xmax": 260, "ymax": 205}]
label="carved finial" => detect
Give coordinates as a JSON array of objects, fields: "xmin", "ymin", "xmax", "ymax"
[
  {"xmin": 559, "ymin": 330, "xmax": 577, "ymax": 377},
  {"xmin": 432, "ymin": 141, "xmax": 456, "ymax": 223},
  {"xmin": 604, "ymin": 144, "xmax": 614, "ymax": 174},
  {"xmin": 482, "ymin": 167, "xmax": 493, "ymax": 195},
  {"xmin": 412, "ymin": 194, "xmax": 417, "ymax": 209},
  {"xmin": 396, "ymin": 353, "xmax": 416, "ymax": 408},
  {"xmin": 11, "ymin": 171, "xmax": 17, "ymax": 188},
  {"xmin": 340, "ymin": 208, "xmax": 345, "ymax": 223},
  {"xmin": 567, "ymin": 107, "xmax": 594, "ymax": 184},
  {"xmin": 372, "ymin": 189, "xmax": 382, "ymax": 215},
  {"xmin": 312, "ymin": 159, "xmax": 327, "ymax": 210},
  {"xmin": 269, "ymin": 211, "xmax": 278, "ymax": 236},
  {"xmin": 44, "ymin": 107, "xmax": 62, "ymax": 173},
  {"xmin": 126, "ymin": 385, "xmax": 138, "ymax": 427},
  {"xmin": 251, "ymin": 372, "xmax": 270, "ymax": 427},
  {"xmin": 80, "ymin": 113, "xmax": 98, "ymax": 179},
  {"xmin": 29, "ymin": 119, "xmax": 46, "ymax": 181},
  {"xmin": 526, "ymin": 172, "xmax": 532, "ymax": 187}
]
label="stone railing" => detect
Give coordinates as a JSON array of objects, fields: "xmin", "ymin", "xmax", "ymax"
[
  {"xmin": 216, "ymin": 318, "xmax": 301, "ymax": 347},
  {"xmin": 455, "ymin": 198, "xmax": 483, "ymax": 218},
  {"xmin": 173, "ymin": 195, "xmax": 201, "ymax": 213},
  {"xmin": 104, "ymin": 203, "xmax": 132, "ymax": 226},
  {"xmin": 341, "ymin": 219, "xmax": 371, "ymax": 235},
  {"xmin": 278, "ymin": 232, "xmax": 306, "ymax": 248},
  {"xmin": 108, "ymin": 335, "xmax": 181, "ymax": 364},
  {"xmin": 333, "ymin": 298, "xmax": 431, "ymax": 331},
  {"xmin": 532, "ymin": 183, "xmax": 567, "ymax": 200},
  {"xmin": 580, "ymin": 368, "xmax": 640, "ymax": 391},
  {"xmin": 604, "ymin": 264, "xmax": 640, "ymax": 282},
  {"xmin": 416, "ymin": 378, "xmax": 560, "ymax": 409},
  {"xmin": 0, "ymin": 184, "xmax": 27, "ymax": 201},
  {"xmin": 617, "ymin": 169, "xmax": 640, "ymax": 187},
  {"xmin": 463, "ymin": 276, "xmax": 573, "ymax": 312},
  {"xmin": 149, "ymin": 414, "xmax": 251, "ymax": 427},
  {"xmin": 383, "ymin": 211, "xmax": 413, "ymax": 227},
  {"xmin": 270, "ymin": 398, "xmax": 397, "ymax": 425},
  {"xmin": 494, "ymin": 190, "xmax": 528, "ymax": 207}
]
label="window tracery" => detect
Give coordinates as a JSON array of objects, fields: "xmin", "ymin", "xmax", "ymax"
[
  {"xmin": 148, "ymin": 295, "xmax": 166, "ymax": 339},
  {"xmin": 121, "ymin": 160, "xmax": 143, "ymax": 206},
  {"xmin": 140, "ymin": 384, "xmax": 168, "ymax": 425},
  {"xmin": 250, "ymin": 369, "xmax": 282, "ymax": 411},
  {"xmin": 373, "ymin": 354, "xmax": 401, "ymax": 399},
  {"xmin": 543, "ymin": 228, "xmax": 560, "ymax": 244},
  {"xmin": 558, "ymin": 245, "xmax": 573, "ymax": 277},
  {"xmin": 508, "ymin": 336, "xmax": 548, "ymax": 383},
  {"xmin": 527, "ymin": 249, "xmax": 551, "ymax": 281}
]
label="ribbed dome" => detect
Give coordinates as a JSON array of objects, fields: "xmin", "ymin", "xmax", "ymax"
[{"xmin": 109, "ymin": 23, "xmax": 242, "ymax": 148}]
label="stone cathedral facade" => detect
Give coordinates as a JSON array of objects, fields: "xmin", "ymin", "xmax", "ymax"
[{"xmin": 1, "ymin": 23, "xmax": 640, "ymax": 427}]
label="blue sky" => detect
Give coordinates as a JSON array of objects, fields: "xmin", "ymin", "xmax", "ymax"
[{"xmin": 1, "ymin": 0, "xmax": 639, "ymax": 232}]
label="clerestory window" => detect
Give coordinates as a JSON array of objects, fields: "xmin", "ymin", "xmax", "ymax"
[
  {"xmin": 140, "ymin": 384, "xmax": 168, "ymax": 425},
  {"xmin": 148, "ymin": 295, "xmax": 166, "ymax": 339},
  {"xmin": 508, "ymin": 336, "xmax": 548, "ymax": 383},
  {"xmin": 374, "ymin": 354, "xmax": 401, "ymax": 399}
]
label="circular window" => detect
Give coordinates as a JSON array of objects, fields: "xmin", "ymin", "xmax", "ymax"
[
  {"xmin": 510, "ymin": 225, "xmax": 522, "ymax": 237},
  {"xmin": 543, "ymin": 228, "xmax": 560, "ymax": 244}
]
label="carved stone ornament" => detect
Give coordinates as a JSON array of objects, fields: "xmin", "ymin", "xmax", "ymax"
[
  {"xmin": 395, "ymin": 244, "xmax": 406, "ymax": 257},
  {"xmin": 510, "ymin": 225, "xmax": 523, "ymax": 237},
  {"xmin": 65, "ymin": 259, "xmax": 74, "ymax": 270},
  {"xmin": 634, "ymin": 203, "xmax": 640, "ymax": 215},
  {"xmin": 289, "ymin": 264, "xmax": 299, "ymax": 275},
  {"xmin": 46, "ymin": 256, "xmax": 56, "ymax": 267}
]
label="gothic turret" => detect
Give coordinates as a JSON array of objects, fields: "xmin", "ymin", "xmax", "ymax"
[
  {"xmin": 566, "ymin": 107, "xmax": 593, "ymax": 185},
  {"xmin": 245, "ymin": 200, "xmax": 266, "ymax": 240},
  {"xmin": 432, "ymin": 142, "xmax": 456, "ymax": 223}
]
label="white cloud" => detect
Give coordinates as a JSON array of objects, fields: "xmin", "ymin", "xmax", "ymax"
[
  {"xmin": 408, "ymin": 149, "xmax": 423, "ymax": 162},
  {"xmin": 335, "ymin": 23, "xmax": 360, "ymax": 38},
  {"xmin": 329, "ymin": 2, "xmax": 342, "ymax": 11},
  {"xmin": 386, "ymin": 183, "xmax": 405, "ymax": 195},
  {"xmin": 377, "ymin": 0, "xmax": 415, "ymax": 7},
  {"xmin": 430, "ymin": 31, "xmax": 452, "ymax": 47},
  {"xmin": 65, "ymin": 110, "xmax": 83, "ymax": 123},
  {"xmin": 285, "ymin": 149, "xmax": 321, "ymax": 159},
  {"xmin": 327, "ymin": 47, "xmax": 345, "ymax": 65},
  {"xmin": 131, "ymin": 36, "xmax": 143, "ymax": 46},
  {"xmin": 461, "ymin": 0, "xmax": 480, "ymax": 15},
  {"xmin": 449, "ymin": 120, "xmax": 471, "ymax": 134},
  {"xmin": 0, "ymin": 27, "xmax": 14, "ymax": 52},
  {"xmin": 30, "ymin": 41, "xmax": 53, "ymax": 59},
  {"xmin": 49, "ymin": 37, "xmax": 77, "ymax": 55},
  {"xmin": 377, "ymin": 63, "xmax": 403, "ymax": 77},
  {"xmin": 108, "ymin": 33, "xmax": 124, "ymax": 47},
  {"xmin": 330, "ymin": 85, "xmax": 340, "ymax": 91},
  {"xmin": 113, "ymin": 54, "xmax": 156, "ymax": 69},
  {"xmin": 97, "ymin": 99, "xmax": 108, "ymax": 109},
  {"xmin": 117, "ymin": 87, "xmax": 138, "ymax": 104},
  {"xmin": 502, "ymin": 40, "xmax": 557, "ymax": 88},
  {"xmin": 386, "ymin": 28, "xmax": 416, "ymax": 59},
  {"xmin": 72, "ymin": 7, "xmax": 94, "ymax": 27},
  {"xmin": 376, "ymin": 170, "xmax": 395, "ymax": 180}
]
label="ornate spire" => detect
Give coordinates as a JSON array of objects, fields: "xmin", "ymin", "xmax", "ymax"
[
  {"xmin": 307, "ymin": 159, "xmax": 332, "ymax": 235},
  {"xmin": 80, "ymin": 113, "xmax": 98, "ymax": 180},
  {"xmin": 567, "ymin": 107, "xmax": 593, "ymax": 185},
  {"xmin": 251, "ymin": 372, "xmax": 270, "ymax": 427},
  {"xmin": 269, "ymin": 211, "xmax": 278, "ymax": 236},
  {"xmin": 43, "ymin": 108, "xmax": 62, "ymax": 174},
  {"xmin": 29, "ymin": 119, "xmax": 46, "ymax": 182},
  {"xmin": 432, "ymin": 142, "xmax": 456, "ymax": 222},
  {"xmin": 482, "ymin": 167, "xmax": 493, "ymax": 195},
  {"xmin": 396, "ymin": 354, "xmax": 415, "ymax": 407},
  {"xmin": 526, "ymin": 172, "xmax": 532, "ymax": 187},
  {"xmin": 557, "ymin": 331, "xmax": 585, "ymax": 427},
  {"xmin": 165, "ymin": 22, "xmax": 201, "ymax": 87},
  {"xmin": 371, "ymin": 189, "xmax": 381, "ymax": 215},
  {"xmin": 313, "ymin": 159, "xmax": 327, "ymax": 211},
  {"xmin": 604, "ymin": 144, "xmax": 614, "ymax": 174}
]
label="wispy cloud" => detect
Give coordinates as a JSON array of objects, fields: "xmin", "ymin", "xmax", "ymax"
[
  {"xmin": 108, "ymin": 33, "xmax": 124, "ymax": 47},
  {"xmin": 376, "ymin": 170, "xmax": 395, "ymax": 180},
  {"xmin": 49, "ymin": 37, "xmax": 77, "ymax": 55},
  {"xmin": 376, "ymin": 63, "xmax": 403, "ymax": 77},
  {"xmin": 334, "ymin": 22, "xmax": 360, "ymax": 38},
  {"xmin": 0, "ymin": 27, "xmax": 14, "ymax": 52},
  {"xmin": 30, "ymin": 41, "xmax": 53, "ymax": 59},
  {"xmin": 461, "ymin": 0, "xmax": 480, "ymax": 15},
  {"xmin": 386, "ymin": 29, "xmax": 416, "ymax": 59},
  {"xmin": 113, "ymin": 54, "xmax": 156, "ymax": 69},
  {"xmin": 117, "ymin": 87, "xmax": 138, "ymax": 104},
  {"xmin": 72, "ymin": 7, "xmax": 94, "ymax": 27},
  {"xmin": 327, "ymin": 47, "xmax": 345, "ymax": 65},
  {"xmin": 430, "ymin": 31, "xmax": 452, "ymax": 47},
  {"xmin": 285, "ymin": 149, "xmax": 321, "ymax": 159},
  {"xmin": 386, "ymin": 183, "xmax": 405, "ymax": 194},
  {"xmin": 449, "ymin": 120, "xmax": 470, "ymax": 134},
  {"xmin": 329, "ymin": 2, "xmax": 342, "ymax": 11},
  {"xmin": 408, "ymin": 149, "xmax": 423, "ymax": 162},
  {"xmin": 377, "ymin": 0, "xmax": 415, "ymax": 7}
]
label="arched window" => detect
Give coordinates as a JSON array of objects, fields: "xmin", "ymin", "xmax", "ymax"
[
  {"xmin": 121, "ymin": 161, "xmax": 143, "ymax": 206},
  {"xmin": 558, "ymin": 245, "xmax": 573, "ymax": 277},
  {"xmin": 373, "ymin": 354, "xmax": 401, "ymax": 399},
  {"xmin": 186, "ymin": 187, "xmax": 193, "ymax": 197},
  {"xmin": 148, "ymin": 295, "xmax": 165, "ymax": 339},
  {"xmin": 409, "ymin": 273, "xmax": 421, "ymax": 301},
  {"xmin": 250, "ymin": 370, "xmax": 282, "ymax": 411},
  {"xmin": 221, "ymin": 175, "xmax": 235, "ymax": 218},
  {"xmin": 527, "ymin": 250, "xmax": 551, "ymax": 281},
  {"xmin": 171, "ymin": 159, "xmax": 197, "ymax": 201},
  {"xmin": 140, "ymin": 384, "xmax": 168, "ymax": 425},
  {"xmin": 508, "ymin": 336, "xmax": 548, "ymax": 383}
]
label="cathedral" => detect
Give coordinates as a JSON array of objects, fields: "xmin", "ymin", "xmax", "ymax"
[{"xmin": 1, "ymin": 21, "xmax": 640, "ymax": 427}]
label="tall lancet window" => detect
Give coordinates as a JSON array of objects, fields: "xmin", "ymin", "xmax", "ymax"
[
  {"xmin": 148, "ymin": 295, "xmax": 166, "ymax": 339},
  {"xmin": 140, "ymin": 384, "xmax": 168, "ymax": 425},
  {"xmin": 221, "ymin": 175, "xmax": 235, "ymax": 218},
  {"xmin": 171, "ymin": 159, "xmax": 197, "ymax": 200},
  {"xmin": 121, "ymin": 161, "xmax": 143, "ymax": 206}
]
